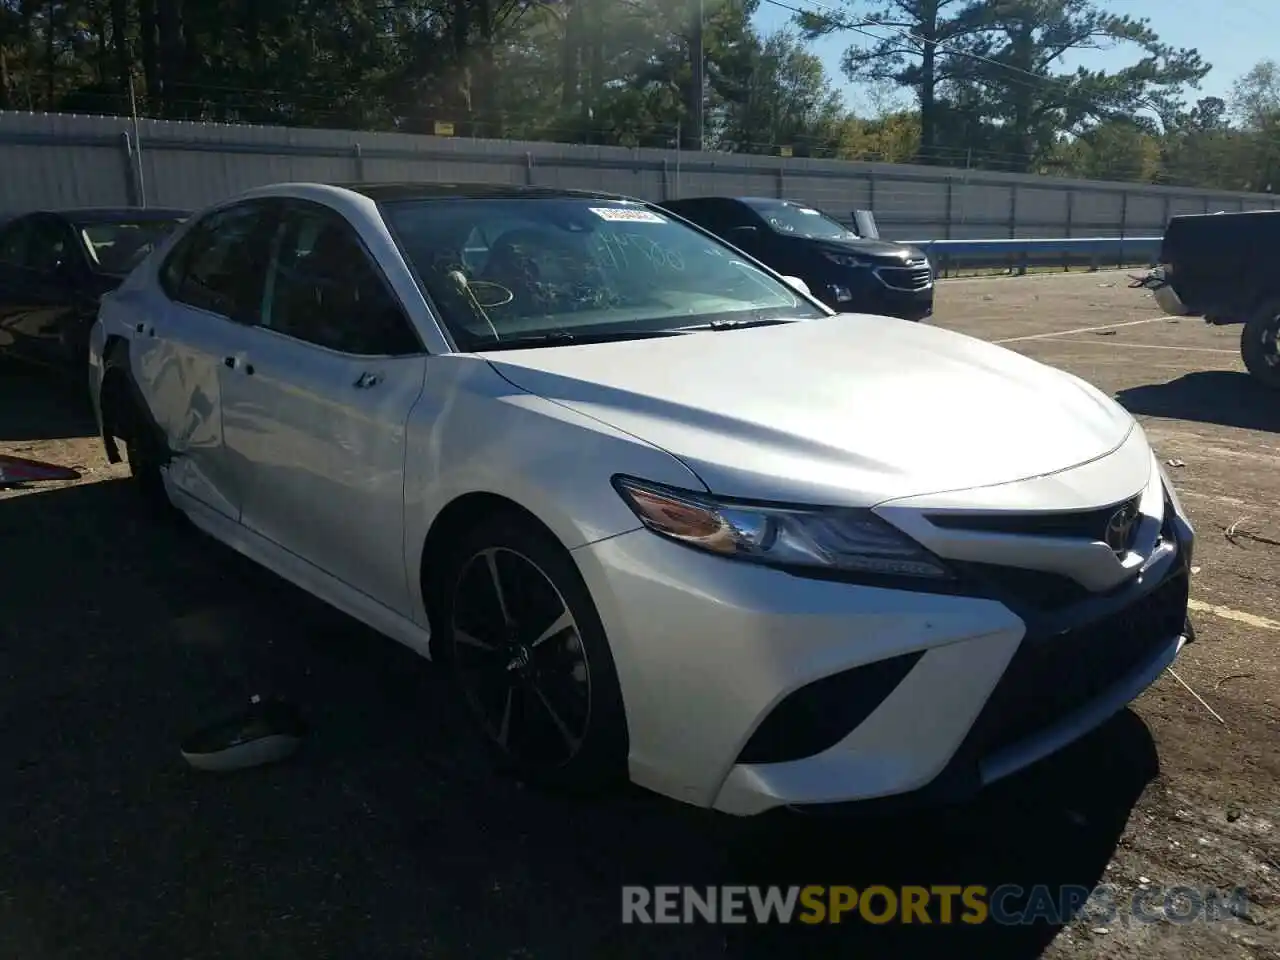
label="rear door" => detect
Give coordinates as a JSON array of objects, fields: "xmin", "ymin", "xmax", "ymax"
[
  {"xmin": 27, "ymin": 216, "xmax": 103, "ymax": 369},
  {"xmin": 0, "ymin": 216, "xmax": 35, "ymax": 359},
  {"xmin": 0, "ymin": 215, "xmax": 85, "ymax": 367},
  {"xmin": 221, "ymin": 198, "xmax": 427, "ymax": 615},
  {"xmin": 130, "ymin": 200, "xmax": 275, "ymax": 520}
]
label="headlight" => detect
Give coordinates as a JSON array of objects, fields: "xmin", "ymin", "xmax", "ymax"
[
  {"xmin": 821, "ymin": 251, "xmax": 871, "ymax": 268},
  {"xmin": 612, "ymin": 476, "xmax": 952, "ymax": 579}
]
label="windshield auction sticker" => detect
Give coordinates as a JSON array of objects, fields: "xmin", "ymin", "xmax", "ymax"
[{"xmin": 590, "ymin": 207, "xmax": 667, "ymax": 223}]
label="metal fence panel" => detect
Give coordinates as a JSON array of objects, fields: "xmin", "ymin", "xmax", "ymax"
[{"xmin": 2, "ymin": 110, "xmax": 1277, "ymax": 241}]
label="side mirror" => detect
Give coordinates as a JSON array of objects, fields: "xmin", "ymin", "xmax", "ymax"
[{"xmin": 781, "ymin": 275, "xmax": 811, "ymax": 296}]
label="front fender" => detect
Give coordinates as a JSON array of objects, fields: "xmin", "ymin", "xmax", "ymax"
[{"xmin": 402, "ymin": 356, "xmax": 708, "ymax": 623}]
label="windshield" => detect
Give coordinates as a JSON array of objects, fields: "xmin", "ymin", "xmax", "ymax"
[
  {"xmin": 379, "ymin": 197, "xmax": 825, "ymax": 350},
  {"xmin": 76, "ymin": 218, "xmax": 185, "ymax": 275},
  {"xmin": 744, "ymin": 200, "xmax": 858, "ymax": 242}
]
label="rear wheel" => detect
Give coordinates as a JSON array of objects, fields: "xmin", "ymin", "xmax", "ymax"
[
  {"xmin": 124, "ymin": 419, "xmax": 167, "ymax": 506},
  {"xmin": 433, "ymin": 512, "xmax": 629, "ymax": 793},
  {"xmin": 104, "ymin": 372, "xmax": 172, "ymax": 513},
  {"xmin": 1241, "ymin": 299, "xmax": 1280, "ymax": 390}
]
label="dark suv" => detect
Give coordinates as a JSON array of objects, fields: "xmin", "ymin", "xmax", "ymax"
[{"xmin": 659, "ymin": 196, "xmax": 933, "ymax": 321}]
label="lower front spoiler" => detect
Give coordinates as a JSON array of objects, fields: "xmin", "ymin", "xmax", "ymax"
[{"xmin": 785, "ymin": 616, "xmax": 1193, "ymax": 820}]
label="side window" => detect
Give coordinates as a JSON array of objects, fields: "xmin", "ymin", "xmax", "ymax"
[
  {"xmin": 0, "ymin": 218, "xmax": 32, "ymax": 267},
  {"xmin": 159, "ymin": 223, "xmax": 200, "ymax": 296},
  {"xmin": 164, "ymin": 204, "xmax": 268, "ymax": 323},
  {"xmin": 25, "ymin": 218, "xmax": 70, "ymax": 273},
  {"xmin": 714, "ymin": 201, "xmax": 759, "ymax": 230},
  {"xmin": 261, "ymin": 204, "xmax": 421, "ymax": 357}
]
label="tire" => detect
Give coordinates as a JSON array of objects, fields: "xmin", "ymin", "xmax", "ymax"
[
  {"xmin": 118, "ymin": 392, "xmax": 174, "ymax": 514},
  {"xmin": 1241, "ymin": 299, "xmax": 1280, "ymax": 390},
  {"xmin": 433, "ymin": 511, "xmax": 629, "ymax": 793}
]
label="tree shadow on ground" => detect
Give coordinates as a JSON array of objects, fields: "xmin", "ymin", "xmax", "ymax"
[{"xmin": 1117, "ymin": 371, "xmax": 1280, "ymax": 434}]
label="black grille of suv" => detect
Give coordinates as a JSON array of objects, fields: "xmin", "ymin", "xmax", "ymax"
[
  {"xmin": 876, "ymin": 263, "xmax": 932, "ymax": 291},
  {"xmin": 971, "ymin": 569, "xmax": 1189, "ymax": 759}
]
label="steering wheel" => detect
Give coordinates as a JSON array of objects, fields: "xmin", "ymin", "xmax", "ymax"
[
  {"xmin": 484, "ymin": 228, "xmax": 611, "ymax": 311},
  {"xmin": 462, "ymin": 279, "xmax": 514, "ymax": 308}
]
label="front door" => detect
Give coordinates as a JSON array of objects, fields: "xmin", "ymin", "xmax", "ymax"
[
  {"xmin": 220, "ymin": 199, "xmax": 427, "ymax": 616},
  {"xmin": 129, "ymin": 200, "xmax": 275, "ymax": 520}
]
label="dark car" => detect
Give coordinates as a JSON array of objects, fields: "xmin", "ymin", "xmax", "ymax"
[
  {"xmin": 1147, "ymin": 210, "xmax": 1280, "ymax": 389},
  {"xmin": 658, "ymin": 196, "xmax": 934, "ymax": 321},
  {"xmin": 0, "ymin": 206, "xmax": 188, "ymax": 373}
]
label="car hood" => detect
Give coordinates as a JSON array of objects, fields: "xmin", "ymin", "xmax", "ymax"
[
  {"xmin": 796, "ymin": 235, "xmax": 924, "ymax": 261},
  {"xmin": 481, "ymin": 316, "xmax": 1135, "ymax": 507}
]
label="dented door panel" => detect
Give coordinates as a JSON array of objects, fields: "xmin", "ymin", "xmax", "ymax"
[{"xmin": 125, "ymin": 288, "xmax": 252, "ymax": 520}]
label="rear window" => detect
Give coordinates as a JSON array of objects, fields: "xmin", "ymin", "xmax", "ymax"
[{"xmin": 743, "ymin": 200, "xmax": 858, "ymax": 241}]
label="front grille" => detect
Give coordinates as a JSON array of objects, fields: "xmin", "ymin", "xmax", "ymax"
[
  {"xmin": 876, "ymin": 264, "xmax": 932, "ymax": 291},
  {"xmin": 928, "ymin": 494, "xmax": 1143, "ymax": 542},
  {"xmin": 952, "ymin": 562, "xmax": 1094, "ymax": 613},
  {"xmin": 972, "ymin": 569, "xmax": 1189, "ymax": 759}
]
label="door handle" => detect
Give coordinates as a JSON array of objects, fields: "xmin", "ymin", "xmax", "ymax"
[
  {"xmin": 134, "ymin": 322, "xmax": 155, "ymax": 336},
  {"xmin": 353, "ymin": 371, "xmax": 382, "ymax": 389},
  {"xmin": 223, "ymin": 356, "xmax": 254, "ymax": 375}
]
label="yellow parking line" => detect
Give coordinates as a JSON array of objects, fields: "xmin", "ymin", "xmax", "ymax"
[
  {"xmin": 1188, "ymin": 599, "xmax": 1280, "ymax": 632},
  {"xmin": 1012, "ymin": 337, "xmax": 1238, "ymax": 355},
  {"xmin": 994, "ymin": 316, "xmax": 1180, "ymax": 344}
]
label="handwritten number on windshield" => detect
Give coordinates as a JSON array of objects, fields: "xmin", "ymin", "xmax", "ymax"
[{"xmin": 599, "ymin": 232, "xmax": 684, "ymax": 272}]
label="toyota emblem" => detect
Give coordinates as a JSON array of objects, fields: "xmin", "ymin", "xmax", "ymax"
[{"xmin": 1105, "ymin": 502, "xmax": 1140, "ymax": 556}]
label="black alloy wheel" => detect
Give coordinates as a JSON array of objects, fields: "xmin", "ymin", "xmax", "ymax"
[{"xmin": 439, "ymin": 514, "xmax": 628, "ymax": 791}]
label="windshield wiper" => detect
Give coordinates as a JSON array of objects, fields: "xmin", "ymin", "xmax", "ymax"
[
  {"xmin": 685, "ymin": 316, "xmax": 804, "ymax": 332},
  {"xmin": 469, "ymin": 328, "xmax": 694, "ymax": 351}
]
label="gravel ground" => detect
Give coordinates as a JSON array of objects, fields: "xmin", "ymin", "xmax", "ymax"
[{"xmin": 0, "ymin": 271, "xmax": 1275, "ymax": 959}]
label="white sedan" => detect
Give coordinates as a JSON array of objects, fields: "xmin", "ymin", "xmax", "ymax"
[{"xmin": 88, "ymin": 182, "xmax": 1195, "ymax": 816}]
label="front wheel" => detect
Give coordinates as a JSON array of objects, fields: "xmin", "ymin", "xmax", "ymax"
[
  {"xmin": 435, "ymin": 513, "xmax": 629, "ymax": 793},
  {"xmin": 1241, "ymin": 299, "xmax": 1280, "ymax": 390}
]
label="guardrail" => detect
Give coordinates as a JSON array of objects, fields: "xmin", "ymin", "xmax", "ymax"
[{"xmin": 903, "ymin": 237, "xmax": 1162, "ymax": 278}]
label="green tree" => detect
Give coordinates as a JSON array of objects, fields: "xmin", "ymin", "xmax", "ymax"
[
  {"xmin": 941, "ymin": 0, "xmax": 1208, "ymax": 172},
  {"xmin": 1048, "ymin": 117, "xmax": 1161, "ymax": 182},
  {"xmin": 1229, "ymin": 59, "xmax": 1280, "ymax": 130},
  {"xmin": 716, "ymin": 29, "xmax": 848, "ymax": 154},
  {"xmin": 1225, "ymin": 61, "xmax": 1280, "ymax": 192},
  {"xmin": 795, "ymin": 0, "xmax": 988, "ymax": 164}
]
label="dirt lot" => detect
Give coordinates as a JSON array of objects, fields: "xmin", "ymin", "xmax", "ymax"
[{"xmin": 0, "ymin": 272, "xmax": 1276, "ymax": 960}]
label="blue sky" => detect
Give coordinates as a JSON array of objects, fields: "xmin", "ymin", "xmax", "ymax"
[{"xmin": 752, "ymin": 0, "xmax": 1278, "ymax": 116}]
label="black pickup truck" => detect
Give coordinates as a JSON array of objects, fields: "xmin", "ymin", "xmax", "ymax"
[{"xmin": 1149, "ymin": 210, "xmax": 1280, "ymax": 389}]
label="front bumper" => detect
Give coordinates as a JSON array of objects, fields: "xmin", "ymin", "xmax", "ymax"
[
  {"xmin": 817, "ymin": 271, "xmax": 934, "ymax": 321},
  {"xmin": 571, "ymin": 467, "xmax": 1193, "ymax": 816}
]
